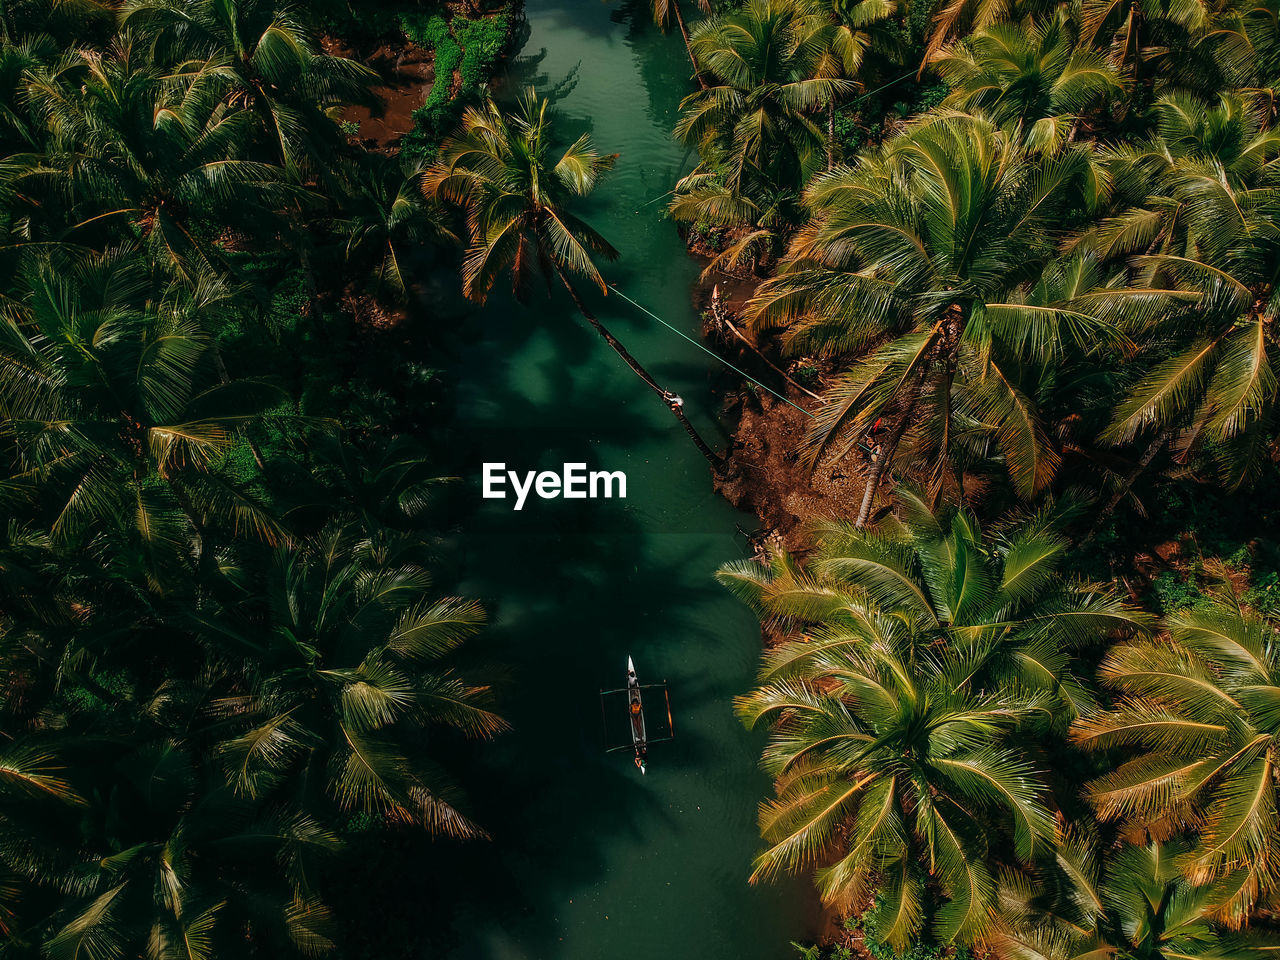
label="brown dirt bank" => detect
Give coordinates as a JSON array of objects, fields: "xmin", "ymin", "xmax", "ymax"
[
  {"xmin": 697, "ymin": 277, "xmax": 875, "ymax": 554},
  {"xmin": 324, "ymin": 35, "xmax": 433, "ymax": 151}
]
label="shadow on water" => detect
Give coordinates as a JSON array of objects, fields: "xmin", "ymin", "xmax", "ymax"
[{"xmin": 380, "ymin": 0, "xmax": 822, "ymax": 956}]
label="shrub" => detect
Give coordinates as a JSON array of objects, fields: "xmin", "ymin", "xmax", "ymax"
[
  {"xmin": 399, "ymin": 9, "xmax": 511, "ymax": 147},
  {"xmin": 455, "ymin": 13, "xmax": 510, "ymax": 87}
]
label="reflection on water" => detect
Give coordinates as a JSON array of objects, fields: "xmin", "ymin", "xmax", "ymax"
[{"xmin": 429, "ymin": 0, "xmax": 819, "ymax": 956}]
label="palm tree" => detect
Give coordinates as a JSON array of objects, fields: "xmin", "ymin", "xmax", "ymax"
[
  {"xmin": 667, "ymin": 173, "xmax": 805, "ymax": 277},
  {"xmin": 1071, "ymin": 591, "xmax": 1280, "ymax": 923},
  {"xmin": 675, "ymin": 0, "xmax": 858, "ymax": 198},
  {"xmin": 199, "ymin": 527, "xmax": 505, "ymax": 837},
  {"xmin": 1074, "ymin": 94, "xmax": 1280, "ymax": 501},
  {"xmin": 719, "ymin": 492, "xmax": 1143, "ymax": 948},
  {"xmin": 0, "ymin": 34, "xmax": 59, "ymax": 151},
  {"xmin": 426, "ymin": 90, "xmax": 724, "ymax": 470},
  {"xmin": 0, "ymin": 251, "xmax": 285, "ymax": 588},
  {"xmin": 801, "ymin": 0, "xmax": 898, "ymax": 170},
  {"xmin": 17, "ymin": 42, "xmax": 298, "ymax": 286},
  {"xmin": 667, "ymin": 0, "xmax": 894, "ymax": 267},
  {"xmin": 652, "ymin": 0, "xmax": 711, "ymax": 88},
  {"xmin": 1078, "ymin": 0, "xmax": 1250, "ymax": 94},
  {"xmin": 993, "ymin": 832, "xmax": 1262, "ymax": 960},
  {"xmin": 935, "ymin": 13, "xmax": 1124, "ymax": 152},
  {"xmin": 333, "ymin": 153, "xmax": 454, "ymax": 303},
  {"xmin": 0, "ymin": 706, "xmax": 341, "ymax": 958},
  {"xmin": 749, "ymin": 112, "xmax": 1119, "ymax": 525},
  {"xmin": 1081, "ymin": 92, "xmax": 1280, "ymax": 265},
  {"xmin": 920, "ymin": 0, "xmax": 1044, "ymax": 68},
  {"xmin": 120, "ymin": 0, "xmax": 377, "ymax": 175}
]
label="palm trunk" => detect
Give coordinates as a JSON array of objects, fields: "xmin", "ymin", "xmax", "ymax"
[
  {"xmin": 554, "ymin": 263, "xmax": 724, "ymax": 473},
  {"xmin": 711, "ymin": 285, "xmax": 825, "ymax": 403},
  {"xmin": 929, "ymin": 362, "xmax": 954, "ymax": 508},
  {"xmin": 855, "ymin": 376, "xmax": 926, "ymax": 528},
  {"xmin": 672, "ymin": 0, "xmax": 708, "ymax": 90},
  {"xmin": 1088, "ymin": 426, "xmax": 1174, "ymax": 537}
]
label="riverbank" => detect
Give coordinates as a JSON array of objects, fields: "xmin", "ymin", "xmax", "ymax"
[
  {"xmin": 691, "ymin": 278, "xmax": 875, "ymax": 555},
  {"xmin": 325, "ymin": 0, "xmax": 524, "ymax": 155},
  {"xmin": 367, "ymin": 2, "xmax": 823, "ymax": 956}
]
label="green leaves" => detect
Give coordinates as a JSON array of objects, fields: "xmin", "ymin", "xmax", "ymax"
[
  {"xmin": 675, "ymin": 0, "xmax": 865, "ymax": 199},
  {"xmin": 0, "ymin": 747, "xmax": 82, "ymax": 805},
  {"xmin": 426, "ymin": 91, "xmax": 619, "ymax": 304},
  {"xmin": 1074, "ymin": 593, "xmax": 1280, "ymax": 923},
  {"xmin": 722, "ymin": 497, "xmax": 1127, "ymax": 948},
  {"xmin": 751, "ymin": 113, "xmax": 1102, "ymax": 495},
  {"xmin": 935, "ymin": 12, "xmax": 1124, "ymax": 147}
]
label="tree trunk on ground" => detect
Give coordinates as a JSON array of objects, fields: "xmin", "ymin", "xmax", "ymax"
[
  {"xmin": 1088, "ymin": 427, "xmax": 1174, "ymax": 537},
  {"xmin": 554, "ymin": 264, "xmax": 725, "ymax": 473},
  {"xmin": 672, "ymin": 0, "xmax": 708, "ymax": 90},
  {"xmin": 854, "ymin": 378, "xmax": 926, "ymax": 529},
  {"xmin": 711, "ymin": 285, "xmax": 825, "ymax": 403}
]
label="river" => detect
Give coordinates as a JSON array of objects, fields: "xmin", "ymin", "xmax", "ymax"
[{"xmin": 432, "ymin": 0, "xmax": 817, "ymax": 956}]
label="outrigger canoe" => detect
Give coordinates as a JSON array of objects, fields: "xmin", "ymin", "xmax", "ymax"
[
  {"xmin": 627, "ymin": 656, "xmax": 648, "ymax": 774},
  {"xmin": 600, "ymin": 657, "xmax": 673, "ymax": 774}
]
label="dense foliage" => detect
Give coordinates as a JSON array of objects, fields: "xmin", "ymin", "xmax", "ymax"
[
  {"xmin": 677, "ymin": 0, "xmax": 1280, "ymax": 953},
  {"xmin": 0, "ymin": 0, "xmax": 507, "ymax": 956}
]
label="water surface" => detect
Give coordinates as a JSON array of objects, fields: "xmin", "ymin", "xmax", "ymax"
[{"xmin": 437, "ymin": 2, "xmax": 817, "ymax": 955}]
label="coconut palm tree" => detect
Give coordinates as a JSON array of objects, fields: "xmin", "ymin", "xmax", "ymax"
[
  {"xmin": 1081, "ymin": 92, "xmax": 1280, "ymax": 265},
  {"xmin": 667, "ymin": 173, "xmax": 805, "ymax": 277},
  {"xmin": 1073, "ymin": 95, "xmax": 1280, "ymax": 501},
  {"xmin": 993, "ymin": 832, "xmax": 1262, "ymax": 960},
  {"xmin": 1078, "ymin": 0, "xmax": 1251, "ymax": 95},
  {"xmin": 0, "ymin": 34, "xmax": 59, "ymax": 151},
  {"xmin": 749, "ymin": 112, "xmax": 1118, "ymax": 525},
  {"xmin": 801, "ymin": 0, "xmax": 898, "ymax": 170},
  {"xmin": 0, "ymin": 693, "xmax": 342, "ymax": 959},
  {"xmin": 16, "ymin": 42, "xmax": 298, "ymax": 285},
  {"xmin": 120, "ymin": 0, "xmax": 376, "ymax": 175},
  {"xmin": 675, "ymin": 0, "xmax": 858, "ymax": 198},
  {"xmin": 652, "ymin": 0, "xmax": 711, "ymax": 88},
  {"xmin": 719, "ymin": 492, "xmax": 1143, "ymax": 949},
  {"xmin": 197, "ymin": 527, "xmax": 505, "ymax": 837},
  {"xmin": 667, "ymin": 0, "xmax": 893, "ymax": 266},
  {"xmin": 721, "ymin": 487, "xmax": 1146, "ymax": 720},
  {"xmin": 426, "ymin": 89, "xmax": 724, "ymax": 470},
  {"xmin": 729, "ymin": 591, "xmax": 1052, "ymax": 950},
  {"xmin": 935, "ymin": 12, "xmax": 1124, "ymax": 152},
  {"xmin": 1071, "ymin": 591, "xmax": 1280, "ymax": 923},
  {"xmin": 0, "ymin": 251, "xmax": 286, "ymax": 588},
  {"xmin": 333, "ymin": 153, "xmax": 454, "ymax": 303},
  {"xmin": 920, "ymin": 0, "xmax": 1044, "ymax": 68}
]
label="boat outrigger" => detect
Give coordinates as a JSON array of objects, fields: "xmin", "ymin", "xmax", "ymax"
[{"xmin": 600, "ymin": 656, "xmax": 673, "ymax": 774}]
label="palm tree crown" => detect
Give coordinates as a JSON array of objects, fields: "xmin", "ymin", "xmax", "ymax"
[
  {"xmin": 425, "ymin": 89, "xmax": 618, "ymax": 303},
  {"xmin": 675, "ymin": 0, "xmax": 858, "ymax": 196},
  {"xmin": 935, "ymin": 13, "xmax": 1124, "ymax": 152},
  {"xmin": 720, "ymin": 492, "xmax": 1144, "ymax": 949},
  {"xmin": 1073, "ymin": 591, "xmax": 1280, "ymax": 923},
  {"xmin": 749, "ymin": 112, "xmax": 1117, "ymax": 520}
]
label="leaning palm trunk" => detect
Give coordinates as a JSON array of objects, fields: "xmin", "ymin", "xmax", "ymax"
[
  {"xmin": 711, "ymin": 286, "xmax": 825, "ymax": 403},
  {"xmin": 672, "ymin": 0, "xmax": 708, "ymax": 90},
  {"xmin": 1088, "ymin": 426, "xmax": 1175, "ymax": 536},
  {"xmin": 854, "ymin": 377, "xmax": 925, "ymax": 527},
  {"xmin": 553, "ymin": 262, "xmax": 724, "ymax": 472}
]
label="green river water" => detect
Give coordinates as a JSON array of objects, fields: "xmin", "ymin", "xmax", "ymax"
[{"xmin": 432, "ymin": 0, "xmax": 818, "ymax": 956}]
